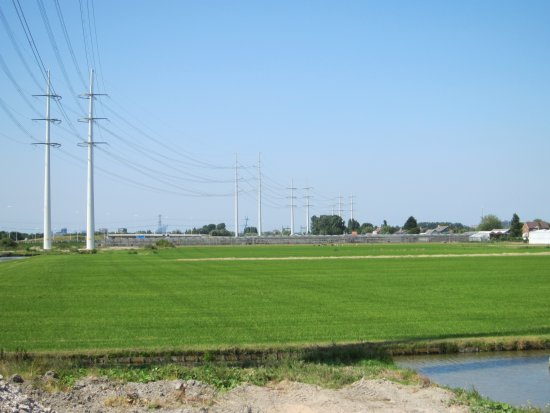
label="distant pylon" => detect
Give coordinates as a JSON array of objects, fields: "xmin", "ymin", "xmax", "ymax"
[
  {"xmin": 32, "ymin": 70, "xmax": 61, "ymax": 250},
  {"xmin": 234, "ymin": 154, "xmax": 239, "ymax": 238},
  {"xmin": 303, "ymin": 187, "xmax": 313, "ymax": 235},
  {"xmin": 78, "ymin": 69, "xmax": 107, "ymax": 250},
  {"xmin": 257, "ymin": 153, "xmax": 262, "ymax": 236},
  {"xmin": 287, "ymin": 180, "xmax": 297, "ymax": 235}
]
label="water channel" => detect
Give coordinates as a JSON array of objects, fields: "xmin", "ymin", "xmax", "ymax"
[
  {"xmin": 0, "ymin": 256, "xmax": 27, "ymax": 262},
  {"xmin": 395, "ymin": 350, "xmax": 550, "ymax": 409}
]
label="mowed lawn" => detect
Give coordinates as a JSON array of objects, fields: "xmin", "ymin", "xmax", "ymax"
[{"xmin": 1, "ymin": 244, "xmax": 549, "ymax": 352}]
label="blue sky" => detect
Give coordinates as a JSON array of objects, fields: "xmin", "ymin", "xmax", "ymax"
[{"xmin": 1, "ymin": 0, "xmax": 549, "ymax": 233}]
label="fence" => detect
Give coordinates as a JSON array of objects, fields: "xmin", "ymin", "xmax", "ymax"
[{"xmin": 101, "ymin": 233, "xmax": 471, "ymax": 247}]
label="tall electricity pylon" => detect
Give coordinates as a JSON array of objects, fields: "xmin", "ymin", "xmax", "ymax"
[
  {"xmin": 303, "ymin": 187, "xmax": 313, "ymax": 235},
  {"xmin": 257, "ymin": 153, "xmax": 262, "ymax": 236},
  {"xmin": 287, "ymin": 180, "xmax": 297, "ymax": 235},
  {"xmin": 234, "ymin": 154, "xmax": 239, "ymax": 238},
  {"xmin": 33, "ymin": 71, "xmax": 61, "ymax": 250},
  {"xmin": 78, "ymin": 69, "xmax": 107, "ymax": 250}
]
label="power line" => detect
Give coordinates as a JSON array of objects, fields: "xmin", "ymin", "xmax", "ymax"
[
  {"xmin": 77, "ymin": 0, "xmax": 91, "ymax": 72},
  {"xmin": 11, "ymin": 0, "xmax": 48, "ymax": 81},
  {"xmin": 0, "ymin": 52, "xmax": 41, "ymax": 117},
  {"xmin": 36, "ymin": 0, "xmax": 84, "ymax": 111},
  {"xmin": 0, "ymin": 4, "xmax": 42, "ymax": 89},
  {"xmin": 53, "ymin": 0, "xmax": 87, "ymax": 88}
]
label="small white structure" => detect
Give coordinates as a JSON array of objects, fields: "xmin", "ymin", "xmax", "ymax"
[
  {"xmin": 528, "ymin": 229, "xmax": 550, "ymax": 245},
  {"xmin": 469, "ymin": 231, "xmax": 491, "ymax": 242}
]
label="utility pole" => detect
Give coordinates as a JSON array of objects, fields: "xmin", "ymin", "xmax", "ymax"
[
  {"xmin": 33, "ymin": 70, "xmax": 61, "ymax": 250},
  {"xmin": 287, "ymin": 180, "xmax": 297, "ymax": 236},
  {"xmin": 350, "ymin": 195, "xmax": 355, "ymax": 222},
  {"xmin": 234, "ymin": 154, "xmax": 239, "ymax": 238},
  {"xmin": 303, "ymin": 187, "xmax": 313, "ymax": 235},
  {"xmin": 257, "ymin": 153, "xmax": 262, "ymax": 236},
  {"xmin": 78, "ymin": 69, "xmax": 107, "ymax": 250}
]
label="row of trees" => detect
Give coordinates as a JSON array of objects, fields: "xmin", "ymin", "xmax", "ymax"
[
  {"xmin": 185, "ymin": 223, "xmax": 232, "ymax": 236},
  {"xmin": 308, "ymin": 213, "xmax": 532, "ymax": 237},
  {"xmin": 2, "ymin": 214, "xmax": 541, "ymax": 242},
  {"xmin": 477, "ymin": 213, "xmax": 523, "ymax": 237}
]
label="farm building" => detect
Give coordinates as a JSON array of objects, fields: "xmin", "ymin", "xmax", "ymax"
[
  {"xmin": 469, "ymin": 231, "xmax": 491, "ymax": 242},
  {"xmin": 424, "ymin": 225, "xmax": 451, "ymax": 235},
  {"xmin": 528, "ymin": 229, "xmax": 550, "ymax": 245},
  {"xmin": 522, "ymin": 220, "xmax": 550, "ymax": 238},
  {"xmin": 469, "ymin": 229, "xmax": 509, "ymax": 242}
]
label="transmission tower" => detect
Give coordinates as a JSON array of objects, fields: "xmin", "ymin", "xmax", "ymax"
[
  {"xmin": 78, "ymin": 69, "xmax": 107, "ymax": 250},
  {"xmin": 157, "ymin": 214, "xmax": 163, "ymax": 234},
  {"xmin": 287, "ymin": 180, "xmax": 297, "ymax": 236},
  {"xmin": 257, "ymin": 153, "xmax": 262, "ymax": 236},
  {"xmin": 234, "ymin": 154, "xmax": 239, "ymax": 238},
  {"xmin": 338, "ymin": 193, "xmax": 344, "ymax": 219},
  {"xmin": 303, "ymin": 187, "xmax": 313, "ymax": 235},
  {"xmin": 32, "ymin": 71, "xmax": 61, "ymax": 250},
  {"xmin": 350, "ymin": 195, "xmax": 355, "ymax": 222}
]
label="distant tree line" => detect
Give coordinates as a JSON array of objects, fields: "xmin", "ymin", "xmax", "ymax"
[
  {"xmin": 185, "ymin": 223, "xmax": 232, "ymax": 236},
  {"xmin": 418, "ymin": 222, "xmax": 471, "ymax": 233},
  {"xmin": 310, "ymin": 215, "xmax": 377, "ymax": 235}
]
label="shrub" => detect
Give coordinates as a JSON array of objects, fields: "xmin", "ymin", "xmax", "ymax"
[
  {"xmin": 0, "ymin": 238, "xmax": 17, "ymax": 249},
  {"xmin": 155, "ymin": 239, "xmax": 174, "ymax": 248}
]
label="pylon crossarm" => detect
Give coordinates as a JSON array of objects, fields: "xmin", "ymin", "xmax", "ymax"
[
  {"xmin": 77, "ymin": 141, "xmax": 107, "ymax": 147},
  {"xmin": 32, "ymin": 142, "xmax": 61, "ymax": 148},
  {"xmin": 79, "ymin": 93, "xmax": 108, "ymax": 99},
  {"xmin": 32, "ymin": 93, "xmax": 61, "ymax": 100},
  {"xmin": 77, "ymin": 117, "xmax": 108, "ymax": 122},
  {"xmin": 32, "ymin": 118, "xmax": 62, "ymax": 124}
]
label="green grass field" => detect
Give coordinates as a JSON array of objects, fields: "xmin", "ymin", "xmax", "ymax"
[{"xmin": 1, "ymin": 243, "xmax": 549, "ymax": 352}]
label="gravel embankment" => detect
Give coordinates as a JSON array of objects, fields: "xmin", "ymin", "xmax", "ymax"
[
  {"xmin": 1, "ymin": 372, "xmax": 468, "ymax": 413},
  {"xmin": 0, "ymin": 374, "xmax": 55, "ymax": 413}
]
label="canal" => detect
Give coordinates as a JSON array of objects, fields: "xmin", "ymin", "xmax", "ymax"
[{"xmin": 395, "ymin": 350, "xmax": 550, "ymax": 409}]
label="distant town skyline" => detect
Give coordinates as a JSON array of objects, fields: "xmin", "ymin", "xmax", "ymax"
[{"xmin": 2, "ymin": 1, "xmax": 549, "ymax": 233}]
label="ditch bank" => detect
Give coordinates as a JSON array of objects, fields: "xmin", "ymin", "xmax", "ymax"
[{"xmin": 3, "ymin": 336, "xmax": 549, "ymax": 367}]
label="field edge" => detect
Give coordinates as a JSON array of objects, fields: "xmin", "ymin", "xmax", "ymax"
[{"xmin": 3, "ymin": 335, "xmax": 549, "ymax": 365}]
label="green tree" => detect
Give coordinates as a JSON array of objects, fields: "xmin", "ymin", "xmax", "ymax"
[
  {"xmin": 347, "ymin": 218, "xmax": 360, "ymax": 233},
  {"xmin": 403, "ymin": 216, "xmax": 420, "ymax": 234},
  {"xmin": 509, "ymin": 213, "xmax": 522, "ymax": 238},
  {"xmin": 380, "ymin": 220, "xmax": 399, "ymax": 234},
  {"xmin": 243, "ymin": 226, "xmax": 258, "ymax": 235},
  {"xmin": 359, "ymin": 222, "xmax": 374, "ymax": 234},
  {"xmin": 311, "ymin": 215, "xmax": 346, "ymax": 235},
  {"xmin": 478, "ymin": 214, "xmax": 502, "ymax": 231}
]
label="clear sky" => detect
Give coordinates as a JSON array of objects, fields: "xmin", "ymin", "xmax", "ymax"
[{"xmin": 1, "ymin": 0, "xmax": 549, "ymax": 234}]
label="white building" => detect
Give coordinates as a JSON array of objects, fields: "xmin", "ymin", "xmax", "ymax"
[{"xmin": 528, "ymin": 229, "xmax": 550, "ymax": 245}]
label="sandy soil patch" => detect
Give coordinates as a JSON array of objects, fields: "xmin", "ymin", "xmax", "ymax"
[{"xmin": 176, "ymin": 251, "xmax": 550, "ymax": 262}]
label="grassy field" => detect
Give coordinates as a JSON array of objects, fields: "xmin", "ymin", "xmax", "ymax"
[{"xmin": 1, "ymin": 243, "xmax": 549, "ymax": 353}]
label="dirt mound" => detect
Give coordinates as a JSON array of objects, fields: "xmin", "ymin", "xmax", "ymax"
[{"xmin": 7, "ymin": 377, "xmax": 468, "ymax": 413}]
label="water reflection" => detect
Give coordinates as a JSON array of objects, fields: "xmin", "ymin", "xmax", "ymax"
[
  {"xmin": 0, "ymin": 256, "xmax": 27, "ymax": 262},
  {"xmin": 395, "ymin": 351, "xmax": 550, "ymax": 408}
]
